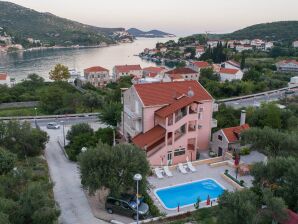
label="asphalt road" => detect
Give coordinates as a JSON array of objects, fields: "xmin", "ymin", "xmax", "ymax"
[
  {"xmin": 223, "ymin": 88, "xmax": 298, "ymax": 109},
  {"xmin": 32, "ymin": 115, "xmax": 99, "ymax": 127},
  {"xmin": 42, "ymin": 125, "xmax": 107, "ymax": 224}
]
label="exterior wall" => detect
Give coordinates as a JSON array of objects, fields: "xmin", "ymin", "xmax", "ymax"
[
  {"xmin": 122, "ymin": 87, "xmax": 143, "ymax": 140},
  {"xmin": 220, "ymin": 71, "xmax": 243, "ymax": 82},
  {"xmin": 147, "ymin": 100, "xmax": 214, "ymax": 166},
  {"xmin": 276, "ymin": 63, "xmax": 298, "ymax": 73},
  {"xmin": 0, "ymin": 77, "xmax": 10, "ymax": 87},
  {"xmin": 114, "ymin": 69, "xmax": 143, "ymax": 81},
  {"xmin": 293, "ymin": 41, "xmax": 298, "ymax": 48},
  {"xmin": 223, "ymin": 62, "xmax": 240, "ymax": 70},
  {"xmin": 211, "ymin": 130, "xmax": 229, "ymax": 155},
  {"xmin": 181, "ymin": 73, "xmax": 199, "ymax": 81},
  {"xmin": 143, "ymin": 106, "xmax": 163, "ymax": 132},
  {"xmin": 84, "ymin": 71, "xmax": 110, "ymax": 87}
]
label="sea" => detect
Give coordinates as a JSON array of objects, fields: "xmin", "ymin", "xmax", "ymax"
[{"xmin": 0, "ymin": 37, "xmax": 177, "ymax": 82}]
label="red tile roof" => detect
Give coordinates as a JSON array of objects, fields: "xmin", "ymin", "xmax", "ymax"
[
  {"xmin": 191, "ymin": 61, "xmax": 210, "ymax": 69},
  {"xmin": 143, "ymin": 66, "xmax": 165, "ymax": 74},
  {"xmin": 114, "ymin": 65, "xmax": 142, "ymax": 73},
  {"xmin": 278, "ymin": 60, "xmax": 298, "ymax": 66},
  {"xmin": 168, "ymin": 73, "xmax": 184, "ymax": 81},
  {"xmin": 226, "ymin": 60, "xmax": 240, "ymax": 67},
  {"xmin": 281, "ymin": 209, "xmax": 298, "ymax": 224},
  {"xmin": 0, "ymin": 73, "xmax": 8, "ymax": 80},
  {"xmin": 155, "ymin": 96, "xmax": 198, "ymax": 118},
  {"xmin": 132, "ymin": 125, "xmax": 166, "ymax": 149},
  {"xmin": 222, "ymin": 124, "xmax": 250, "ymax": 143},
  {"xmin": 84, "ymin": 66, "xmax": 109, "ymax": 73},
  {"xmin": 165, "ymin": 67, "xmax": 197, "ymax": 75},
  {"xmin": 220, "ymin": 68, "xmax": 239, "ymax": 75},
  {"xmin": 134, "ymin": 80, "xmax": 213, "ymax": 106}
]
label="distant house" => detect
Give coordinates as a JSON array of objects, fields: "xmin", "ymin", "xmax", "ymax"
[
  {"xmin": 235, "ymin": 44, "xmax": 253, "ymax": 52},
  {"xmin": 207, "ymin": 40, "xmax": 220, "ymax": 48},
  {"xmin": 142, "ymin": 66, "xmax": 167, "ymax": 78},
  {"xmin": 288, "ymin": 76, "xmax": 298, "ymax": 87},
  {"xmin": 276, "ymin": 60, "xmax": 298, "ymax": 73},
  {"xmin": 211, "ymin": 122, "xmax": 250, "ymax": 156},
  {"xmin": 113, "ymin": 64, "xmax": 142, "ymax": 81},
  {"xmin": 195, "ymin": 45, "xmax": 205, "ymax": 58},
  {"xmin": 188, "ymin": 61, "xmax": 210, "ymax": 73},
  {"xmin": 219, "ymin": 68, "xmax": 244, "ymax": 82},
  {"xmin": 250, "ymin": 39, "xmax": 265, "ymax": 49},
  {"xmin": 292, "ymin": 40, "xmax": 298, "ymax": 48},
  {"xmin": 265, "ymin": 41, "xmax": 274, "ymax": 50},
  {"xmin": 0, "ymin": 73, "xmax": 10, "ymax": 87},
  {"xmin": 84, "ymin": 66, "xmax": 110, "ymax": 88},
  {"xmin": 222, "ymin": 60, "xmax": 241, "ymax": 69},
  {"xmin": 164, "ymin": 67, "xmax": 199, "ymax": 82}
]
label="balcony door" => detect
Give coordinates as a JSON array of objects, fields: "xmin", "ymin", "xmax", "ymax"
[{"xmin": 167, "ymin": 151, "xmax": 173, "ymax": 165}]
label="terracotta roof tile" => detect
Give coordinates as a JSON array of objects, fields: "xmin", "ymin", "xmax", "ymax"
[
  {"xmin": 114, "ymin": 65, "xmax": 142, "ymax": 73},
  {"xmin": 0, "ymin": 73, "xmax": 8, "ymax": 81},
  {"xmin": 132, "ymin": 125, "xmax": 165, "ymax": 149},
  {"xmin": 165, "ymin": 67, "xmax": 197, "ymax": 75},
  {"xmin": 84, "ymin": 66, "xmax": 109, "ymax": 73},
  {"xmin": 134, "ymin": 80, "xmax": 213, "ymax": 106},
  {"xmin": 220, "ymin": 68, "xmax": 239, "ymax": 75},
  {"xmin": 191, "ymin": 61, "xmax": 210, "ymax": 68},
  {"xmin": 155, "ymin": 96, "xmax": 198, "ymax": 118},
  {"xmin": 143, "ymin": 66, "xmax": 165, "ymax": 73},
  {"xmin": 222, "ymin": 124, "xmax": 250, "ymax": 143}
]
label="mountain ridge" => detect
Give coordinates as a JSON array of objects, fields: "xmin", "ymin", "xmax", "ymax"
[
  {"xmin": 0, "ymin": 1, "xmax": 133, "ymax": 47},
  {"xmin": 127, "ymin": 28, "xmax": 175, "ymax": 38}
]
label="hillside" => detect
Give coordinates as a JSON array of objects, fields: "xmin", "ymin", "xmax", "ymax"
[
  {"xmin": 0, "ymin": 1, "xmax": 132, "ymax": 47},
  {"xmin": 222, "ymin": 21, "xmax": 298, "ymax": 42},
  {"xmin": 127, "ymin": 28, "xmax": 175, "ymax": 38}
]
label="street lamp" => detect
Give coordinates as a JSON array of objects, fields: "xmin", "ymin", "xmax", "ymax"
[
  {"xmin": 34, "ymin": 107, "xmax": 37, "ymax": 117},
  {"xmin": 60, "ymin": 121, "xmax": 65, "ymax": 147},
  {"xmin": 133, "ymin": 173, "xmax": 142, "ymax": 223},
  {"xmin": 81, "ymin": 147, "xmax": 87, "ymax": 153}
]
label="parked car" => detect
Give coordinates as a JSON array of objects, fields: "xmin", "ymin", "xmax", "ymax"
[
  {"xmin": 46, "ymin": 122, "xmax": 60, "ymax": 129},
  {"xmin": 105, "ymin": 194, "xmax": 149, "ymax": 220}
]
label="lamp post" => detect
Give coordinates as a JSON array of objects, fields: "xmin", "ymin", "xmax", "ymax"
[
  {"xmin": 60, "ymin": 121, "xmax": 65, "ymax": 147},
  {"xmin": 133, "ymin": 173, "xmax": 142, "ymax": 223},
  {"xmin": 34, "ymin": 107, "xmax": 37, "ymax": 117}
]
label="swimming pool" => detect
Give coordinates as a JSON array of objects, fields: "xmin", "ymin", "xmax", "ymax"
[{"xmin": 154, "ymin": 179, "xmax": 225, "ymax": 210}]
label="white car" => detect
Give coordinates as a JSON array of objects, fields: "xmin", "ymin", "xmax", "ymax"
[{"xmin": 47, "ymin": 122, "xmax": 60, "ymax": 129}]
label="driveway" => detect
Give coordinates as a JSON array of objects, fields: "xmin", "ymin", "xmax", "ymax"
[{"xmin": 43, "ymin": 126, "xmax": 107, "ymax": 224}]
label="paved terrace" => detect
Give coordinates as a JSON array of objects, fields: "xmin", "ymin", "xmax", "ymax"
[{"xmin": 147, "ymin": 152, "xmax": 266, "ymax": 215}]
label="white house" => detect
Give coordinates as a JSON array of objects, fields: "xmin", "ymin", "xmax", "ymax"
[
  {"xmin": 288, "ymin": 76, "xmax": 298, "ymax": 87},
  {"xmin": 292, "ymin": 40, "xmax": 298, "ymax": 48},
  {"xmin": 265, "ymin": 42, "xmax": 274, "ymax": 50},
  {"xmin": 276, "ymin": 60, "xmax": 298, "ymax": 73},
  {"xmin": 236, "ymin": 44, "xmax": 253, "ymax": 52},
  {"xmin": 0, "ymin": 73, "xmax": 11, "ymax": 87},
  {"xmin": 219, "ymin": 68, "xmax": 243, "ymax": 82},
  {"xmin": 188, "ymin": 61, "xmax": 210, "ymax": 73},
  {"xmin": 211, "ymin": 110, "xmax": 249, "ymax": 156}
]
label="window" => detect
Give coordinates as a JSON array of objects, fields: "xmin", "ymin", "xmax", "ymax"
[
  {"xmin": 174, "ymin": 148, "xmax": 185, "ymax": 156},
  {"xmin": 218, "ymin": 135, "xmax": 223, "ymax": 141}
]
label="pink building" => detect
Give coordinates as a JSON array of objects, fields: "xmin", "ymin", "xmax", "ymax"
[
  {"xmin": 84, "ymin": 66, "xmax": 110, "ymax": 88},
  {"xmin": 120, "ymin": 80, "xmax": 217, "ymax": 166}
]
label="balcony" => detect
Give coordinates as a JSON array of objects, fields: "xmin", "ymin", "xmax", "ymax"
[
  {"xmin": 212, "ymin": 118, "xmax": 218, "ymax": 128},
  {"xmin": 213, "ymin": 103, "xmax": 219, "ymax": 112},
  {"xmin": 124, "ymin": 123, "xmax": 139, "ymax": 137},
  {"xmin": 124, "ymin": 106, "xmax": 141, "ymax": 120}
]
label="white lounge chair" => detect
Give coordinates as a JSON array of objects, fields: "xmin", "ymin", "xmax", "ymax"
[
  {"xmin": 187, "ymin": 161, "xmax": 197, "ymax": 172},
  {"xmin": 154, "ymin": 167, "xmax": 164, "ymax": 179},
  {"xmin": 163, "ymin": 166, "xmax": 173, "ymax": 177},
  {"xmin": 177, "ymin": 163, "xmax": 187, "ymax": 174}
]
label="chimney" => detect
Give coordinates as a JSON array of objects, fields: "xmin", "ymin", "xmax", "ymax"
[{"xmin": 240, "ymin": 110, "xmax": 246, "ymax": 125}]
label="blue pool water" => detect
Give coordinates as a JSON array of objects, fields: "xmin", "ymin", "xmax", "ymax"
[{"xmin": 155, "ymin": 179, "xmax": 225, "ymax": 210}]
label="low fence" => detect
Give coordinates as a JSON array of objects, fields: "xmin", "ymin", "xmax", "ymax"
[{"xmin": 0, "ymin": 101, "xmax": 39, "ymax": 109}]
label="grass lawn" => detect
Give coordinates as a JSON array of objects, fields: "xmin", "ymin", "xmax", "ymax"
[{"xmin": 0, "ymin": 107, "xmax": 45, "ymax": 117}]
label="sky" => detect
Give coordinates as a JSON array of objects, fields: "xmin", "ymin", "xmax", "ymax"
[{"xmin": 5, "ymin": 0, "xmax": 298, "ymax": 36}]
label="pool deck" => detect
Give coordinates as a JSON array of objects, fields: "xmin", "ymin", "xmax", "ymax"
[{"xmin": 148, "ymin": 160, "xmax": 254, "ymax": 215}]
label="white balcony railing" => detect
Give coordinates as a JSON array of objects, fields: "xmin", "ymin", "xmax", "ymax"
[
  {"xmin": 212, "ymin": 118, "xmax": 218, "ymax": 128},
  {"xmin": 124, "ymin": 106, "xmax": 141, "ymax": 120},
  {"xmin": 124, "ymin": 123, "xmax": 139, "ymax": 137}
]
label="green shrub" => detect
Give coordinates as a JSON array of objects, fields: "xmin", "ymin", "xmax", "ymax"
[
  {"xmin": 143, "ymin": 191, "xmax": 160, "ymax": 217},
  {"xmin": 240, "ymin": 147, "xmax": 250, "ymax": 155}
]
